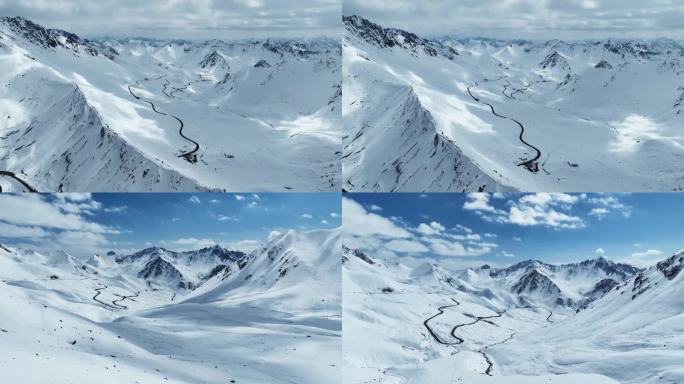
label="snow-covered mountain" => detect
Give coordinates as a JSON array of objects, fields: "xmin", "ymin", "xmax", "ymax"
[
  {"xmin": 0, "ymin": 16, "xmax": 340, "ymax": 192},
  {"xmin": 343, "ymin": 244, "xmax": 678, "ymax": 383},
  {"xmin": 492, "ymin": 251, "xmax": 684, "ymax": 384},
  {"xmin": 0, "ymin": 228, "xmax": 341, "ymax": 383},
  {"xmin": 343, "ymin": 15, "xmax": 684, "ymax": 192}
]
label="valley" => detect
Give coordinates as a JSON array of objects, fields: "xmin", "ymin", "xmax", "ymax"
[
  {"xmin": 0, "ymin": 16, "xmax": 341, "ymax": 192},
  {"xmin": 0, "ymin": 229, "xmax": 341, "ymax": 384},
  {"xmin": 343, "ymin": 245, "xmax": 684, "ymax": 384},
  {"xmin": 343, "ymin": 15, "xmax": 684, "ymax": 192}
]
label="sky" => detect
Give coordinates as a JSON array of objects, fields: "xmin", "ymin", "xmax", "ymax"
[
  {"xmin": 0, "ymin": 0, "xmax": 340, "ymax": 39},
  {"xmin": 0, "ymin": 193, "xmax": 341, "ymax": 257},
  {"xmin": 343, "ymin": 0, "xmax": 684, "ymax": 40},
  {"xmin": 344, "ymin": 193, "xmax": 683, "ymax": 270}
]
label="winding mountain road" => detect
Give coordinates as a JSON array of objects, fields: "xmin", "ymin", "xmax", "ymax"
[
  {"xmin": 424, "ymin": 298, "xmax": 514, "ymax": 376},
  {"xmin": 423, "ymin": 298, "xmax": 462, "ymax": 345},
  {"xmin": 0, "ymin": 171, "xmax": 38, "ymax": 192},
  {"xmin": 127, "ymin": 77, "xmax": 199, "ymax": 163},
  {"xmin": 112, "ymin": 291, "xmax": 139, "ymax": 310},
  {"xmin": 467, "ymin": 77, "xmax": 541, "ymax": 173},
  {"xmin": 92, "ymin": 284, "xmax": 119, "ymax": 310}
]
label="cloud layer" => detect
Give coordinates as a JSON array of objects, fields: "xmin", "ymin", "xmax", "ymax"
[
  {"xmin": 343, "ymin": 0, "xmax": 684, "ymax": 39},
  {"xmin": 0, "ymin": 0, "xmax": 340, "ymax": 39}
]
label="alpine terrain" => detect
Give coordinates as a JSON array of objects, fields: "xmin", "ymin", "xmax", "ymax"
[
  {"xmin": 343, "ymin": 245, "xmax": 684, "ymax": 383},
  {"xmin": 0, "ymin": 229, "xmax": 341, "ymax": 384},
  {"xmin": 0, "ymin": 16, "xmax": 341, "ymax": 192},
  {"xmin": 343, "ymin": 15, "xmax": 684, "ymax": 192}
]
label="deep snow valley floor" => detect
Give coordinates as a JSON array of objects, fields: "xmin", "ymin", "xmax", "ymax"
[
  {"xmin": 344, "ymin": 289, "xmax": 621, "ymax": 384},
  {"xmin": 0, "ymin": 269, "xmax": 340, "ymax": 384}
]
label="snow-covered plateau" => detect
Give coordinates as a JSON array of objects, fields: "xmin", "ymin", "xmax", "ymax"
[
  {"xmin": 343, "ymin": 15, "xmax": 684, "ymax": 192},
  {"xmin": 343, "ymin": 245, "xmax": 684, "ymax": 383},
  {"xmin": 0, "ymin": 229, "xmax": 341, "ymax": 384},
  {"xmin": 0, "ymin": 16, "xmax": 341, "ymax": 192}
]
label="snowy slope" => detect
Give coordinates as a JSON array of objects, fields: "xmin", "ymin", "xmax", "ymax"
[
  {"xmin": 0, "ymin": 229, "xmax": 340, "ymax": 384},
  {"xmin": 342, "ymin": 244, "xmax": 652, "ymax": 384},
  {"xmin": 492, "ymin": 252, "xmax": 684, "ymax": 384},
  {"xmin": 0, "ymin": 16, "xmax": 340, "ymax": 192},
  {"xmin": 343, "ymin": 15, "xmax": 684, "ymax": 192}
]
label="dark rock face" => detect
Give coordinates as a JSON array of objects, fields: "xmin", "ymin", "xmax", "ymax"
[
  {"xmin": 199, "ymin": 51, "xmax": 229, "ymax": 70},
  {"xmin": 138, "ymin": 256, "xmax": 183, "ymax": 281},
  {"xmin": 577, "ymin": 278, "xmax": 618, "ymax": 308},
  {"xmin": 205, "ymin": 264, "xmax": 233, "ymax": 281},
  {"xmin": 342, "ymin": 245, "xmax": 375, "ymax": 265},
  {"xmin": 657, "ymin": 254, "xmax": 684, "ymax": 280},
  {"xmin": 0, "ymin": 16, "xmax": 118, "ymax": 59},
  {"xmin": 540, "ymin": 51, "xmax": 570, "ymax": 70},
  {"xmin": 595, "ymin": 60, "xmax": 613, "ymax": 69},
  {"xmin": 254, "ymin": 59, "xmax": 271, "ymax": 68},
  {"xmin": 512, "ymin": 269, "xmax": 561, "ymax": 296},
  {"xmin": 343, "ymin": 15, "xmax": 458, "ymax": 59}
]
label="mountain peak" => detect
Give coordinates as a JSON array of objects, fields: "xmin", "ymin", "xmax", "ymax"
[
  {"xmin": 0, "ymin": 15, "xmax": 117, "ymax": 59},
  {"xmin": 343, "ymin": 14, "xmax": 457, "ymax": 59}
]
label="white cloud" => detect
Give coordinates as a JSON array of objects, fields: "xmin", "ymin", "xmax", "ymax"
[
  {"xmin": 507, "ymin": 204, "xmax": 584, "ymax": 229},
  {"xmin": 0, "ymin": 194, "xmax": 114, "ymax": 234},
  {"xmin": 500, "ymin": 251, "xmax": 515, "ymax": 257},
  {"xmin": 0, "ymin": 223, "xmax": 50, "ymax": 238},
  {"xmin": 235, "ymin": 195, "xmax": 246, "ymax": 201},
  {"xmin": 465, "ymin": 193, "xmax": 585, "ymax": 229},
  {"xmin": 223, "ymin": 239, "xmax": 260, "ymax": 253},
  {"xmin": 484, "ymin": 233, "xmax": 497, "ymax": 238},
  {"xmin": 424, "ymin": 237, "xmax": 492, "ymax": 257},
  {"xmin": 463, "ymin": 194, "xmax": 496, "ymax": 212},
  {"xmin": 385, "ymin": 239, "xmax": 429, "ymax": 253},
  {"xmin": 104, "ymin": 205, "xmax": 127, "ymax": 213},
  {"xmin": 587, "ymin": 195, "xmax": 632, "ymax": 218},
  {"xmin": 188, "ymin": 195, "xmax": 201, "ymax": 204},
  {"xmin": 210, "ymin": 199, "xmax": 220, "ymax": 204},
  {"xmin": 268, "ymin": 230, "xmax": 283, "ymax": 242},
  {"xmin": 343, "ymin": 197, "xmax": 411, "ymax": 238},
  {"xmin": 416, "ymin": 221, "xmax": 445, "ymax": 235},
  {"xmin": 618, "ymin": 249, "xmax": 664, "ymax": 268},
  {"xmin": 301, "ymin": 213, "xmax": 313, "ymax": 219},
  {"xmin": 512, "ymin": 236, "xmax": 522, "ymax": 242},
  {"xmin": 595, "ymin": 248, "xmax": 605, "ymax": 257},
  {"xmin": 589, "ymin": 207, "xmax": 609, "ymax": 218},
  {"xmin": 330, "ymin": 212, "xmax": 340, "ymax": 218},
  {"xmin": 369, "ymin": 204, "xmax": 383, "ymax": 211},
  {"xmin": 217, "ymin": 215, "xmax": 238, "ymax": 221},
  {"xmin": 321, "ymin": 219, "xmax": 329, "ymax": 224}
]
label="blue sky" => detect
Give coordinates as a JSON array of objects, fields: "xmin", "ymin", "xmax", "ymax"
[
  {"xmin": 344, "ymin": 193, "xmax": 682, "ymax": 268},
  {"xmin": 0, "ymin": 193, "xmax": 340, "ymax": 257}
]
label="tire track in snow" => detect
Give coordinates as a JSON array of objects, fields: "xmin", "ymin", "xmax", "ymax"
[
  {"xmin": 127, "ymin": 76, "xmax": 200, "ymax": 163},
  {"xmin": 112, "ymin": 291, "xmax": 140, "ymax": 309},
  {"xmin": 0, "ymin": 171, "xmax": 37, "ymax": 192},
  {"xmin": 423, "ymin": 298, "xmax": 462, "ymax": 345},
  {"xmin": 424, "ymin": 297, "xmax": 512, "ymax": 376},
  {"xmin": 466, "ymin": 77, "xmax": 542, "ymax": 173}
]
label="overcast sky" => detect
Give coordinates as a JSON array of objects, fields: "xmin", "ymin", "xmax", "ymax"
[
  {"xmin": 343, "ymin": 0, "xmax": 684, "ymax": 40},
  {"xmin": 0, "ymin": 0, "xmax": 340, "ymax": 39}
]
